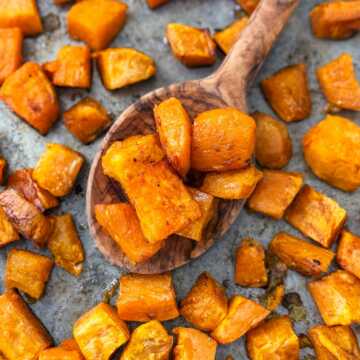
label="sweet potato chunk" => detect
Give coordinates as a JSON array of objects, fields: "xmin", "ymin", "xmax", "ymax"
[
  {"xmin": 253, "ymin": 112, "xmax": 292, "ymax": 169},
  {"xmin": 64, "ymin": 97, "xmax": 111, "ymax": 144},
  {"xmin": 261, "ymin": 64, "xmax": 312, "ymax": 122},
  {"xmin": 117, "ymin": 273, "xmax": 179, "ymax": 322},
  {"xmin": 246, "ymin": 316, "xmax": 299, "ymax": 360},
  {"xmin": 95, "ymin": 203, "xmax": 163, "ymax": 263},
  {"xmin": 248, "ymin": 170, "xmax": 304, "ymax": 220},
  {"xmin": 0, "ymin": 188, "xmax": 53, "ymax": 247},
  {"xmin": 166, "ymin": 23, "xmax": 216, "ymax": 67},
  {"xmin": 308, "ymin": 270, "xmax": 360, "ymax": 326},
  {"xmin": 68, "ymin": 0, "xmax": 128, "ymax": 51},
  {"xmin": 173, "ymin": 327, "xmax": 217, "ymax": 360},
  {"xmin": 180, "ymin": 272, "xmax": 228, "ymax": 331},
  {"xmin": 191, "ymin": 108, "xmax": 256, "ymax": 172},
  {"xmin": 270, "ymin": 232, "xmax": 335, "ymax": 276},
  {"xmin": 154, "ymin": 97, "xmax": 192, "ymax": 177},
  {"xmin": 0, "ymin": 0, "xmax": 42, "ymax": 36},
  {"xmin": 39, "ymin": 347, "xmax": 84, "ymax": 360},
  {"xmin": 0, "ymin": 157, "xmax": 6, "ymax": 184},
  {"xmin": 337, "ymin": 230, "xmax": 360, "ymax": 280},
  {"xmin": 8, "ymin": 168, "xmax": 59, "ymax": 211},
  {"xmin": 43, "ymin": 45, "xmax": 91, "ymax": 89},
  {"xmin": 285, "ymin": 185, "xmax": 347, "ymax": 248},
  {"xmin": 146, "ymin": 0, "xmax": 168, "ymax": 8},
  {"xmin": 0, "ymin": 62, "xmax": 59, "ymax": 135},
  {"xmin": 236, "ymin": 0, "xmax": 260, "ymax": 14},
  {"xmin": 33, "ymin": 143, "xmax": 84, "ymax": 197},
  {"xmin": 95, "ymin": 48, "xmax": 156, "ymax": 90},
  {"xmin": 120, "ymin": 320, "xmax": 173, "ymax": 360},
  {"xmin": 59, "ymin": 339, "xmax": 83, "ymax": 353},
  {"xmin": 211, "ymin": 295, "xmax": 270, "ymax": 344},
  {"xmin": 0, "ymin": 207, "xmax": 19, "ymax": 248},
  {"xmin": 0, "ymin": 290, "xmax": 52, "ymax": 360}
]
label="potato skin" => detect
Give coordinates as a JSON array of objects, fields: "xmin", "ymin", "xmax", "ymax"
[
  {"xmin": 0, "ymin": 207, "xmax": 19, "ymax": 248},
  {"xmin": 337, "ymin": 230, "xmax": 360, "ymax": 280}
]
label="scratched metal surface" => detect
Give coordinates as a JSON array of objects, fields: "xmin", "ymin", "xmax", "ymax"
[{"xmin": 0, "ymin": 0, "xmax": 359, "ymax": 359}]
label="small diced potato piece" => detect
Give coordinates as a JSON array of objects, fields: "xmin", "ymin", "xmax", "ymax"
[
  {"xmin": 0, "ymin": 188, "xmax": 53, "ymax": 247},
  {"xmin": 260, "ymin": 284, "xmax": 285, "ymax": 312},
  {"xmin": 261, "ymin": 64, "xmax": 312, "ymax": 122},
  {"xmin": 64, "ymin": 97, "xmax": 111, "ymax": 144},
  {"xmin": 173, "ymin": 327, "xmax": 217, "ymax": 360},
  {"xmin": 285, "ymin": 185, "xmax": 347, "ymax": 248},
  {"xmin": 191, "ymin": 108, "xmax": 256, "ymax": 172},
  {"xmin": 308, "ymin": 270, "xmax": 360, "ymax": 326},
  {"xmin": 95, "ymin": 203, "xmax": 163, "ymax": 263},
  {"xmin": 146, "ymin": 0, "xmax": 168, "ymax": 9},
  {"xmin": 308, "ymin": 324, "xmax": 360, "ymax": 359},
  {"xmin": 248, "ymin": 170, "xmax": 304, "ymax": 220},
  {"xmin": 235, "ymin": 238, "xmax": 267, "ymax": 288},
  {"xmin": 0, "ymin": 0, "xmax": 42, "ymax": 36},
  {"xmin": 33, "ymin": 144, "xmax": 84, "ymax": 197},
  {"xmin": 67, "ymin": 0, "xmax": 128, "ymax": 51},
  {"xmin": 337, "ymin": 230, "xmax": 360, "ymax": 280},
  {"xmin": 48, "ymin": 214, "xmax": 85, "ymax": 276},
  {"xmin": 95, "ymin": 48, "xmax": 156, "ymax": 90},
  {"xmin": 316, "ymin": 53, "xmax": 360, "ymax": 111},
  {"xmin": 211, "ymin": 295, "xmax": 270, "ymax": 344},
  {"xmin": 0, "ymin": 290, "xmax": 52, "ymax": 360},
  {"xmin": 270, "ymin": 232, "xmax": 335, "ymax": 276},
  {"xmin": 246, "ymin": 316, "xmax": 299, "ymax": 360},
  {"xmin": 154, "ymin": 97, "xmax": 192, "ymax": 177},
  {"xmin": 0, "ymin": 157, "xmax": 6, "ymax": 184},
  {"xmin": 214, "ymin": 17, "xmax": 249, "ymax": 54},
  {"xmin": 253, "ymin": 112, "xmax": 292, "ymax": 169},
  {"xmin": 0, "ymin": 207, "xmax": 19, "ymax": 248},
  {"xmin": 43, "ymin": 46, "xmax": 91, "ymax": 89},
  {"xmin": 8, "ymin": 168, "xmax": 59, "ymax": 211},
  {"xmin": 180, "ymin": 272, "xmax": 228, "ymax": 332},
  {"xmin": 74, "ymin": 303, "xmax": 129, "ymax": 360},
  {"xmin": 120, "ymin": 321, "xmax": 173, "ymax": 360},
  {"xmin": 39, "ymin": 347, "xmax": 84, "ymax": 360},
  {"xmin": 236, "ymin": 0, "xmax": 260, "ymax": 14},
  {"xmin": 0, "ymin": 62, "xmax": 59, "ymax": 135},
  {"xmin": 166, "ymin": 23, "xmax": 216, "ymax": 67}
]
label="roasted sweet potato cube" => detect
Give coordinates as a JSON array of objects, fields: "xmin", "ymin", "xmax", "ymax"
[
  {"xmin": 64, "ymin": 97, "xmax": 112, "ymax": 144},
  {"xmin": 68, "ymin": 0, "xmax": 127, "ymax": 51},
  {"xmin": 120, "ymin": 320, "xmax": 173, "ymax": 360},
  {"xmin": 285, "ymin": 185, "xmax": 347, "ymax": 248},
  {"xmin": 211, "ymin": 295, "xmax": 270, "ymax": 344},
  {"xmin": 0, "ymin": 188, "xmax": 53, "ymax": 247},
  {"xmin": 8, "ymin": 168, "xmax": 59, "ymax": 211},
  {"xmin": 248, "ymin": 170, "xmax": 304, "ymax": 220},
  {"xmin": 95, "ymin": 203, "xmax": 163, "ymax": 263},
  {"xmin": 235, "ymin": 238, "xmax": 268, "ymax": 288},
  {"xmin": 33, "ymin": 143, "xmax": 84, "ymax": 197},
  {"xmin": 270, "ymin": 232, "xmax": 335, "ymax": 276},
  {"xmin": 309, "ymin": 270, "xmax": 360, "ymax": 326},
  {"xmin": 0, "ymin": 62, "xmax": 59, "ymax": 135},
  {"xmin": 173, "ymin": 327, "xmax": 217, "ymax": 360},
  {"xmin": 191, "ymin": 108, "xmax": 256, "ymax": 172},
  {"xmin": 166, "ymin": 23, "xmax": 216, "ymax": 67},
  {"xmin": 117, "ymin": 273, "xmax": 179, "ymax": 322},
  {"xmin": 0, "ymin": 207, "xmax": 19, "ymax": 248},
  {"xmin": 337, "ymin": 230, "xmax": 360, "ymax": 280},
  {"xmin": 246, "ymin": 316, "xmax": 299, "ymax": 360},
  {"xmin": 146, "ymin": 0, "xmax": 168, "ymax": 9},
  {"xmin": 60, "ymin": 339, "xmax": 83, "ymax": 353},
  {"xmin": 39, "ymin": 347, "xmax": 84, "ymax": 360},
  {"xmin": 43, "ymin": 46, "xmax": 91, "ymax": 89},
  {"xmin": 154, "ymin": 97, "xmax": 192, "ymax": 177},
  {"xmin": 236, "ymin": 0, "xmax": 260, "ymax": 14},
  {"xmin": 0, "ymin": 0, "xmax": 42, "ymax": 36},
  {"xmin": 0, "ymin": 157, "xmax": 6, "ymax": 184},
  {"xmin": 253, "ymin": 112, "xmax": 293, "ymax": 169},
  {"xmin": 261, "ymin": 64, "xmax": 312, "ymax": 122},
  {"xmin": 308, "ymin": 324, "xmax": 360, "ymax": 359},
  {"xmin": 180, "ymin": 272, "xmax": 228, "ymax": 331}
]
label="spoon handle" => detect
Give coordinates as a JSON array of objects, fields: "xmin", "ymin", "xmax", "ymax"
[{"xmin": 205, "ymin": 0, "xmax": 300, "ymax": 109}]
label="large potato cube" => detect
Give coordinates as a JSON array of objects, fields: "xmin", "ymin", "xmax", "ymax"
[
  {"xmin": 0, "ymin": 207, "xmax": 19, "ymax": 248},
  {"xmin": 236, "ymin": 0, "xmax": 259, "ymax": 14},
  {"xmin": 337, "ymin": 230, "xmax": 360, "ymax": 280}
]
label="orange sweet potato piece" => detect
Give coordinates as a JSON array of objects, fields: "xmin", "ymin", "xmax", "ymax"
[
  {"xmin": 0, "ymin": 157, "xmax": 6, "ymax": 184},
  {"xmin": 180, "ymin": 272, "xmax": 228, "ymax": 332},
  {"xmin": 246, "ymin": 316, "xmax": 299, "ymax": 360},
  {"xmin": 0, "ymin": 62, "xmax": 59, "ymax": 135},
  {"xmin": 285, "ymin": 185, "xmax": 347, "ymax": 248},
  {"xmin": 39, "ymin": 347, "xmax": 84, "ymax": 360},
  {"xmin": 33, "ymin": 143, "xmax": 84, "ymax": 197},
  {"xmin": 64, "ymin": 97, "xmax": 111, "ymax": 144},
  {"xmin": 154, "ymin": 97, "xmax": 192, "ymax": 177},
  {"xmin": 211, "ymin": 295, "xmax": 270, "ymax": 344},
  {"xmin": 261, "ymin": 64, "xmax": 312, "ymax": 122},
  {"xmin": 59, "ymin": 339, "xmax": 83, "ymax": 353},
  {"xmin": 235, "ymin": 238, "xmax": 268, "ymax": 288},
  {"xmin": 0, "ymin": 207, "xmax": 19, "ymax": 248},
  {"xmin": 337, "ymin": 230, "xmax": 360, "ymax": 280},
  {"xmin": 236, "ymin": 0, "xmax": 260, "ymax": 14},
  {"xmin": 146, "ymin": 0, "xmax": 168, "ymax": 8},
  {"xmin": 0, "ymin": 290, "xmax": 52, "ymax": 360},
  {"xmin": 191, "ymin": 108, "xmax": 256, "ymax": 172},
  {"xmin": 67, "ymin": 0, "xmax": 128, "ymax": 51},
  {"xmin": 166, "ymin": 23, "xmax": 216, "ymax": 67}
]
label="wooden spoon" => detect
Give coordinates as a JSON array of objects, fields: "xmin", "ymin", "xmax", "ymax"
[{"xmin": 87, "ymin": 0, "xmax": 300, "ymax": 274}]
